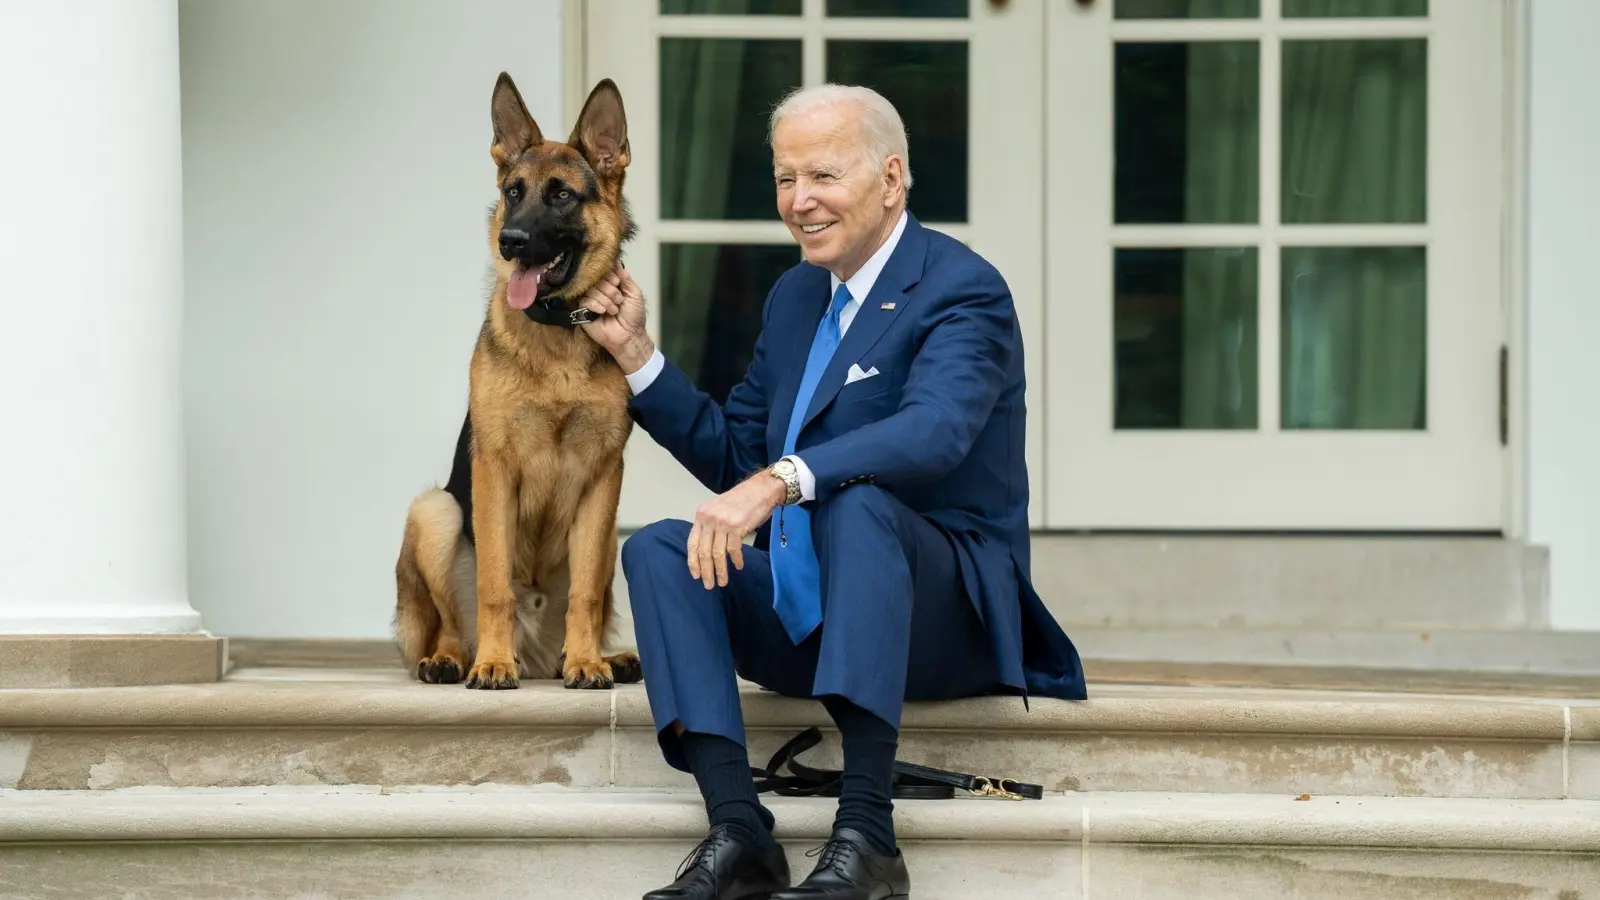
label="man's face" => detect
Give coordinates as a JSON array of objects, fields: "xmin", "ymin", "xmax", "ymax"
[{"xmin": 772, "ymin": 104, "xmax": 901, "ymax": 280}]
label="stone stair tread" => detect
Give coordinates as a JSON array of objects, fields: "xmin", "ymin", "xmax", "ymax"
[
  {"xmin": 5, "ymin": 666, "xmax": 1595, "ymax": 740},
  {"xmin": 5, "ymin": 786, "xmax": 1599, "ymax": 853}
]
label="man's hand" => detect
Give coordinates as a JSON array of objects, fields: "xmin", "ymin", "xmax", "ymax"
[
  {"xmin": 579, "ymin": 266, "xmax": 655, "ymax": 374},
  {"xmin": 687, "ymin": 471, "xmax": 788, "ymax": 589}
]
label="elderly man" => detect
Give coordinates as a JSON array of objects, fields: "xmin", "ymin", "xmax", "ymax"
[{"xmin": 579, "ymin": 84, "xmax": 1086, "ymax": 900}]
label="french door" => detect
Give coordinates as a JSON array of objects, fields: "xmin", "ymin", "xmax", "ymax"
[
  {"xmin": 583, "ymin": 0, "xmax": 1048, "ymax": 530},
  {"xmin": 1045, "ymin": 0, "xmax": 1507, "ymax": 530},
  {"xmin": 582, "ymin": 0, "xmax": 1508, "ymax": 533}
]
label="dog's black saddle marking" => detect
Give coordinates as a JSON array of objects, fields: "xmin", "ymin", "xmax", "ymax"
[{"xmin": 444, "ymin": 410, "xmax": 476, "ymax": 546}]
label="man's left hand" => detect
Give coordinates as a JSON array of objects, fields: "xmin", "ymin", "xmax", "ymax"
[{"xmin": 687, "ymin": 472, "xmax": 787, "ymax": 589}]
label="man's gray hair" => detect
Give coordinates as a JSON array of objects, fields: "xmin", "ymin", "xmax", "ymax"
[{"xmin": 768, "ymin": 83, "xmax": 913, "ymax": 191}]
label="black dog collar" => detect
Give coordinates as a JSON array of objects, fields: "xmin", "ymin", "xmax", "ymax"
[{"xmin": 521, "ymin": 297, "xmax": 595, "ymax": 329}]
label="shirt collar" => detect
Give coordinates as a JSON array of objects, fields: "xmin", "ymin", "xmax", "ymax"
[{"xmin": 830, "ymin": 209, "xmax": 909, "ymax": 305}]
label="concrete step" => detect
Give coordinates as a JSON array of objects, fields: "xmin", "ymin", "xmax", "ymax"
[
  {"xmin": 1073, "ymin": 624, "xmax": 1600, "ymax": 675},
  {"xmin": 2, "ymin": 786, "xmax": 1596, "ymax": 898},
  {"xmin": 4, "ymin": 667, "xmax": 1597, "ymax": 801}
]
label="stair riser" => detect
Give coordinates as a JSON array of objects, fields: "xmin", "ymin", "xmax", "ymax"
[
  {"xmin": 1024, "ymin": 536, "xmax": 1551, "ymax": 631},
  {"xmin": 2, "ymin": 839, "xmax": 1594, "ymax": 899},
  {"xmin": 8, "ymin": 726, "xmax": 1593, "ymax": 800},
  {"xmin": 1072, "ymin": 627, "xmax": 1600, "ymax": 675}
]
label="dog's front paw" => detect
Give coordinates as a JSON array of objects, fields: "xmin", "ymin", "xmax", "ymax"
[
  {"xmin": 607, "ymin": 651, "xmax": 643, "ymax": 684},
  {"xmin": 562, "ymin": 654, "xmax": 615, "ymax": 690},
  {"xmin": 465, "ymin": 657, "xmax": 520, "ymax": 690},
  {"xmin": 417, "ymin": 654, "xmax": 464, "ymax": 685}
]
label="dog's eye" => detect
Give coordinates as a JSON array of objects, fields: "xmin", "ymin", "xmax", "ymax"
[
  {"xmin": 506, "ymin": 185, "xmax": 522, "ymax": 203},
  {"xmin": 556, "ymin": 190, "xmax": 572, "ymax": 201}
]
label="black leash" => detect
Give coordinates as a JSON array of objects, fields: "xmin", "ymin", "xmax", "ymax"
[{"xmin": 749, "ymin": 726, "xmax": 1044, "ymax": 801}]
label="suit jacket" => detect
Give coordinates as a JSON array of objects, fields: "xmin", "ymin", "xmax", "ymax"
[{"xmin": 628, "ymin": 213, "xmax": 1087, "ymax": 704}]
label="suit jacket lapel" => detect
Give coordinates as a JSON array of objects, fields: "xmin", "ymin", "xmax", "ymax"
[{"xmin": 798, "ymin": 215, "xmax": 929, "ymax": 433}]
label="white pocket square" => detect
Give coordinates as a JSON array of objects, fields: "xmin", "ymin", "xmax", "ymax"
[{"xmin": 845, "ymin": 363, "xmax": 880, "ymax": 385}]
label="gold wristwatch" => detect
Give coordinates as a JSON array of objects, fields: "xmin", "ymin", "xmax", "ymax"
[{"xmin": 769, "ymin": 457, "xmax": 802, "ymax": 506}]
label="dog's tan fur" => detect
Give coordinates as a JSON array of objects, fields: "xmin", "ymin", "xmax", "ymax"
[{"xmin": 393, "ymin": 73, "xmax": 642, "ymax": 690}]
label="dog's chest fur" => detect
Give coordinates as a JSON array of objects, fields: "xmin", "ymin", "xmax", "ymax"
[{"xmin": 471, "ymin": 325, "xmax": 632, "ymax": 584}]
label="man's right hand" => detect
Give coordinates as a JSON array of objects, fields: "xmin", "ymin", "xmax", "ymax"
[{"xmin": 579, "ymin": 266, "xmax": 655, "ymax": 375}]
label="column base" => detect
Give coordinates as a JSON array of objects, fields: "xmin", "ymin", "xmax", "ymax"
[{"xmin": 0, "ymin": 635, "xmax": 228, "ymax": 689}]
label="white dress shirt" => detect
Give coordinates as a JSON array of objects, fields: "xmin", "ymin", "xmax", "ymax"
[{"xmin": 626, "ymin": 210, "xmax": 909, "ymax": 502}]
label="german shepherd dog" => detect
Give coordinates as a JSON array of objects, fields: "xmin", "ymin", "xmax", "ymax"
[{"xmin": 392, "ymin": 72, "xmax": 643, "ymax": 691}]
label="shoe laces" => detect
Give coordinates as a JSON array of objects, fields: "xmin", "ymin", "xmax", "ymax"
[
  {"xmin": 806, "ymin": 835, "xmax": 869, "ymax": 876},
  {"xmin": 675, "ymin": 825, "xmax": 737, "ymax": 882}
]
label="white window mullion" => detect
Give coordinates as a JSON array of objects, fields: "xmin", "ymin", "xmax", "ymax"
[
  {"xmin": 1109, "ymin": 18, "xmax": 1430, "ymax": 43},
  {"xmin": 656, "ymin": 219, "xmax": 972, "ymax": 245},
  {"xmin": 1259, "ymin": 0, "xmax": 1282, "ymax": 434},
  {"xmin": 803, "ymin": 0, "xmax": 825, "ymax": 86},
  {"xmin": 655, "ymin": 220, "xmax": 796, "ymax": 244},
  {"xmin": 657, "ymin": 16, "xmax": 969, "ymax": 40},
  {"xmin": 1108, "ymin": 225, "xmax": 1430, "ymax": 247}
]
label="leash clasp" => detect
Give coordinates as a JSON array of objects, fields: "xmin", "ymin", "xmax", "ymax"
[{"xmin": 969, "ymin": 776, "xmax": 1024, "ymax": 801}]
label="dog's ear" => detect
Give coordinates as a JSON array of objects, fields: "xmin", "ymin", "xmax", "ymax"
[
  {"xmin": 569, "ymin": 79, "xmax": 629, "ymax": 178},
  {"xmin": 490, "ymin": 72, "xmax": 543, "ymax": 167}
]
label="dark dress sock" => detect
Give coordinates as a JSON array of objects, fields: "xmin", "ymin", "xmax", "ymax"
[
  {"xmin": 678, "ymin": 730, "xmax": 778, "ymax": 850},
  {"xmin": 820, "ymin": 695, "xmax": 900, "ymax": 856}
]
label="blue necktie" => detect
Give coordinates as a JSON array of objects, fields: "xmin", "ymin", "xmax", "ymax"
[{"xmin": 770, "ymin": 282, "xmax": 853, "ymax": 644}]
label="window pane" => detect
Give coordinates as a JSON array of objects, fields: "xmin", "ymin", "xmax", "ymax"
[
  {"xmin": 662, "ymin": 0, "xmax": 801, "ymax": 13},
  {"xmin": 826, "ymin": 40, "xmax": 969, "ymax": 223},
  {"xmin": 1281, "ymin": 246, "xmax": 1426, "ymax": 430},
  {"xmin": 661, "ymin": 243, "xmax": 802, "ymax": 404},
  {"xmin": 1284, "ymin": 0, "xmax": 1426, "ymax": 17},
  {"xmin": 827, "ymin": 0, "xmax": 967, "ymax": 17},
  {"xmin": 660, "ymin": 38, "xmax": 801, "ymax": 220},
  {"xmin": 1282, "ymin": 39, "xmax": 1426, "ymax": 224},
  {"xmin": 1115, "ymin": 42, "xmax": 1260, "ymax": 224},
  {"xmin": 1114, "ymin": 247, "xmax": 1259, "ymax": 430},
  {"xmin": 1115, "ymin": 0, "xmax": 1260, "ymax": 19}
]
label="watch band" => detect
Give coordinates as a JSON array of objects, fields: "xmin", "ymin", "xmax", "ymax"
[{"xmin": 771, "ymin": 459, "xmax": 802, "ymax": 506}]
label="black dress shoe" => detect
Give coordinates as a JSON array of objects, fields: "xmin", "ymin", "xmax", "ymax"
[
  {"xmin": 769, "ymin": 828, "xmax": 909, "ymax": 899},
  {"xmin": 643, "ymin": 823, "xmax": 792, "ymax": 900}
]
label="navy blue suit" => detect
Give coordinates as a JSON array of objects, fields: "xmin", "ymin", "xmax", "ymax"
[{"xmin": 622, "ymin": 213, "xmax": 1086, "ymax": 771}]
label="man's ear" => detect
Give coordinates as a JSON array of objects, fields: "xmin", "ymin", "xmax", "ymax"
[
  {"xmin": 569, "ymin": 78, "xmax": 630, "ymax": 177},
  {"xmin": 490, "ymin": 72, "xmax": 543, "ymax": 168},
  {"xmin": 881, "ymin": 155, "xmax": 906, "ymax": 206}
]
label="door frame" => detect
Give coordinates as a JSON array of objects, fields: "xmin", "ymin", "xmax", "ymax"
[
  {"xmin": 558, "ymin": 0, "xmax": 1532, "ymax": 539},
  {"xmin": 1501, "ymin": 0, "xmax": 1531, "ymax": 543}
]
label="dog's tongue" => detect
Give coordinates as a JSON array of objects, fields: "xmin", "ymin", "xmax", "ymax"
[{"xmin": 507, "ymin": 264, "xmax": 549, "ymax": 310}]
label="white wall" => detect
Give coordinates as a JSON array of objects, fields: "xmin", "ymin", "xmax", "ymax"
[
  {"xmin": 179, "ymin": 0, "xmax": 565, "ymax": 637},
  {"xmin": 1528, "ymin": 0, "xmax": 1600, "ymax": 630}
]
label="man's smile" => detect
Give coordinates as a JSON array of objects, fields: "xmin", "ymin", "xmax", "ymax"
[{"xmin": 800, "ymin": 222, "xmax": 833, "ymax": 234}]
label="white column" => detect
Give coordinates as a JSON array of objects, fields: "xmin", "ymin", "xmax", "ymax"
[{"xmin": 0, "ymin": 0, "xmax": 202, "ymax": 634}]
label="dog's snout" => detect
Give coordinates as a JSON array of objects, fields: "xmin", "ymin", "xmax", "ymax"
[{"xmin": 499, "ymin": 228, "xmax": 530, "ymax": 259}]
